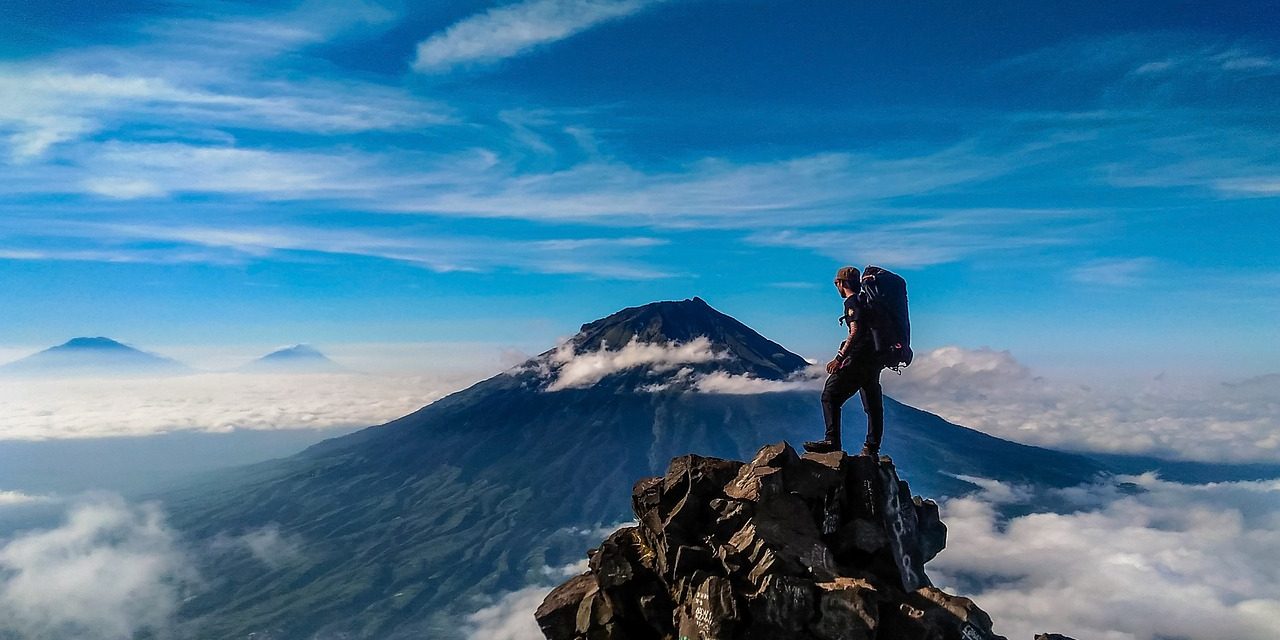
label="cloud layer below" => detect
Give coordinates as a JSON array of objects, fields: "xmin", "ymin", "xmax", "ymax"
[
  {"xmin": 932, "ymin": 473, "xmax": 1280, "ymax": 640},
  {"xmin": 0, "ymin": 371, "xmax": 476, "ymax": 440},
  {"xmin": 885, "ymin": 346, "xmax": 1280, "ymax": 463}
]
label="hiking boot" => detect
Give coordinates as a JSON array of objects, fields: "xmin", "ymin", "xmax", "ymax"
[
  {"xmin": 857, "ymin": 445, "xmax": 879, "ymax": 458},
  {"xmin": 803, "ymin": 439, "xmax": 842, "ymax": 454}
]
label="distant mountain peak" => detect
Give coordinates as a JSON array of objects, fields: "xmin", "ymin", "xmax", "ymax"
[
  {"xmin": 262, "ymin": 344, "xmax": 325, "ymax": 359},
  {"xmin": 0, "ymin": 337, "xmax": 188, "ymax": 376},
  {"xmin": 59, "ymin": 336, "xmax": 132, "ymax": 350},
  {"xmin": 243, "ymin": 344, "xmax": 343, "ymax": 373},
  {"xmin": 550, "ymin": 297, "xmax": 809, "ymax": 383}
]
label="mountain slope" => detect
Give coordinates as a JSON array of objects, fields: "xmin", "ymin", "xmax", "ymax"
[
  {"xmin": 162, "ymin": 298, "xmax": 1106, "ymax": 639},
  {"xmin": 0, "ymin": 337, "xmax": 189, "ymax": 376}
]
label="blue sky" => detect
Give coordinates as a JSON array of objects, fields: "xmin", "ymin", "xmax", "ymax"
[{"xmin": 1, "ymin": 0, "xmax": 1278, "ymax": 377}]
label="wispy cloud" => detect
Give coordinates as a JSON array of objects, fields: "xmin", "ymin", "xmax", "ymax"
[
  {"xmin": 209, "ymin": 524, "xmax": 305, "ymax": 570},
  {"xmin": 746, "ymin": 208, "xmax": 1092, "ymax": 268},
  {"xmin": 79, "ymin": 143, "xmax": 377, "ymax": 200},
  {"xmin": 994, "ymin": 34, "xmax": 1280, "ymax": 90},
  {"xmin": 0, "ymin": 2, "xmax": 445, "ymax": 162},
  {"xmin": 688, "ymin": 366, "xmax": 824, "ymax": 394},
  {"xmin": 1, "ymin": 220, "xmax": 673, "ymax": 279},
  {"xmin": 413, "ymin": 0, "xmax": 668, "ymax": 73},
  {"xmin": 0, "ymin": 490, "xmax": 51, "ymax": 507},
  {"xmin": 17, "ymin": 140, "xmax": 1030, "ymax": 229},
  {"xmin": 1070, "ymin": 257, "xmax": 1159, "ymax": 287},
  {"xmin": 381, "ymin": 144, "xmax": 1023, "ymax": 227},
  {"xmin": 541, "ymin": 336, "xmax": 726, "ymax": 391},
  {"xmin": 990, "ymin": 35, "xmax": 1280, "ymax": 200}
]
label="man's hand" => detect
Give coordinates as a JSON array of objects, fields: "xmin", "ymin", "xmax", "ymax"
[{"xmin": 826, "ymin": 358, "xmax": 843, "ymax": 374}]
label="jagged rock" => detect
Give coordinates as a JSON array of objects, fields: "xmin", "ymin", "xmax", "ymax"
[
  {"xmin": 1034, "ymin": 635, "xmax": 1078, "ymax": 640},
  {"xmin": 914, "ymin": 497, "xmax": 947, "ymax": 564},
  {"xmin": 536, "ymin": 442, "xmax": 1010, "ymax": 640},
  {"xmin": 536, "ymin": 574, "xmax": 597, "ymax": 639}
]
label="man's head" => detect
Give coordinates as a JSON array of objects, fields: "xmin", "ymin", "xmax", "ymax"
[{"xmin": 834, "ymin": 266, "xmax": 860, "ymax": 297}]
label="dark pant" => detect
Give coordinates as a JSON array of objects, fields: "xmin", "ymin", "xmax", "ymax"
[{"xmin": 821, "ymin": 360, "xmax": 884, "ymax": 450}]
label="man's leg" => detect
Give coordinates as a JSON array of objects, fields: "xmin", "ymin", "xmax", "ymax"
[
  {"xmin": 857, "ymin": 365, "xmax": 885, "ymax": 453},
  {"xmin": 819, "ymin": 370, "xmax": 860, "ymax": 448}
]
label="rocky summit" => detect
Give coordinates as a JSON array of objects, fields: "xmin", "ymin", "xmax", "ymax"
[{"xmin": 536, "ymin": 442, "xmax": 1009, "ymax": 640}]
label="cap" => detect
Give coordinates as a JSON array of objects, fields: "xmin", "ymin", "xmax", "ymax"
[{"xmin": 834, "ymin": 266, "xmax": 860, "ymax": 283}]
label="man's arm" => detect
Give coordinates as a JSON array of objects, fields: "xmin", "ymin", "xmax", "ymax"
[{"xmin": 827, "ymin": 318, "xmax": 858, "ymax": 373}]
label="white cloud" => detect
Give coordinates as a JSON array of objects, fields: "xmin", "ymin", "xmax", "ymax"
[
  {"xmin": 885, "ymin": 347, "xmax": 1280, "ymax": 463},
  {"xmin": 746, "ymin": 207, "xmax": 1092, "ymax": 268},
  {"xmin": 0, "ymin": 372, "xmax": 477, "ymax": 440},
  {"xmin": 0, "ymin": 67, "xmax": 441, "ymax": 161},
  {"xmin": 210, "ymin": 524, "xmax": 304, "ymax": 570},
  {"xmin": 2, "ymin": 142, "xmax": 1046, "ymax": 253},
  {"xmin": 0, "ymin": 490, "xmax": 51, "ymax": 507},
  {"xmin": 386, "ymin": 148, "xmax": 1022, "ymax": 228},
  {"xmin": 0, "ymin": 495, "xmax": 199, "ymax": 640},
  {"xmin": 79, "ymin": 143, "xmax": 372, "ymax": 199},
  {"xmin": 414, "ymin": 0, "xmax": 666, "ymax": 73},
  {"xmin": 689, "ymin": 365, "xmax": 825, "ymax": 394},
  {"xmin": 463, "ymin": 558, "xmax": 593, "ymax": 640},
  {"xmin": 464, "ymin": 585, "xmax": 554, "ymax": 640},
  {"xmin": 5, "ymin": 220, "xmax": 672, "ymax": 279},
  {"xmin": 931, "ymin": 474, "xmax": 1280, "ymax": 640},
  {"xmin": 1071, "ymin": 257, "xmax": 1159, "ymax": 287},
  {"xmin": 0, "ymin": 2, "xmax": 444, "ymax": 162},
  {"xmin": 543, "ymin": 336, "xmax": 728, "ymax": 391}
]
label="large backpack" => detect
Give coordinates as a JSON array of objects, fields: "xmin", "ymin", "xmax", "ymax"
[{"xmin": 859, "ymin": 265, "xmax": 913, "ymax": 370}]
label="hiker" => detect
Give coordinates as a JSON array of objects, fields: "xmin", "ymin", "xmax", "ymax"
[{"xmin": 804, "ymin": 266, "xmax": 884, "ymax": 457}]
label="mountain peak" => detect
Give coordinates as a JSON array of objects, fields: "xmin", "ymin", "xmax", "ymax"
[
  {"xmin": 58, "ymin": 336, "xmax": 132, "ymax": 350},
  {"xmin": 261, "ymin": 344, "xmax": 325, "ymax": 360},
  {"xmin": 563, "ymin": 297, "xmax": 809, "ymax": 381},
  {"xmin": 1, "ymin": 337, "xmax": 188, "ymax": 376},
  {"xmin": 243, "ymin": 344, "xmax": 342, "ymax": 373}
]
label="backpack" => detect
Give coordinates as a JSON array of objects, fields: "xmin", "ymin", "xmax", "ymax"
[{"xmin": 859, "ymin": 265, "xmax": 913, "ymax": 370}]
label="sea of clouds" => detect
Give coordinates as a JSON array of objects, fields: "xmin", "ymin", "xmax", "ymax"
[{"xmin": 0, "ymin": 371, "xmax": 478, "ymax": 440}]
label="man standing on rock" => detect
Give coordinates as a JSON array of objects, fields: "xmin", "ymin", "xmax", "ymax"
[{"xmin": 804, "ymin": 266, "xmax": 884, "ymax": 457}]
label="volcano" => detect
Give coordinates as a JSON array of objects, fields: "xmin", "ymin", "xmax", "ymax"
[
  {"xmin": 241, "ymin": 344, "xmax": 344, "ymax": 373},
  {"xmin": 163, "ymin": 298, "xmax": 1105, "ymax": 640},
  {"xmin": 0, "ymin": 337, "xmax": 189, "ymax": 376}
]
